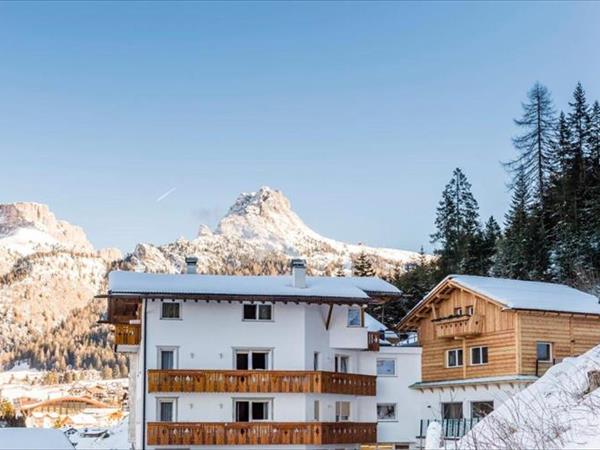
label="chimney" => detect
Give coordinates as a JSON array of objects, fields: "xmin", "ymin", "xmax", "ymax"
[
  {"xmin": 291, "ymin": 258, "xmax": 307, "ymax": 288},
  {"xmin": 185, "ymin": 256, "xmax": 198, "ymax": 274}
]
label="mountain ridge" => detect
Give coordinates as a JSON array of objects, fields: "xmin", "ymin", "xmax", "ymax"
[{"xmin": 0, "ymin": 186, "xmax": 423, "ymax": 371}]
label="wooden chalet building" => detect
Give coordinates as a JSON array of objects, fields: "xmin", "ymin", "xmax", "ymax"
[{"xmin": 397, "ymin": 274, "xmax": 600, "ymax": 440}]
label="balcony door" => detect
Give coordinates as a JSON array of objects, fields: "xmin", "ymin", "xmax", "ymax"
[{"xmin": 235, "ymin": 350, "xmax": 270, "ymax": 370}]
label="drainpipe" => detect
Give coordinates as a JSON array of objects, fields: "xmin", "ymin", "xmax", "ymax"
[{"xmin": 141, "ymin": 297, "xmax": 147, "ymax": 450}]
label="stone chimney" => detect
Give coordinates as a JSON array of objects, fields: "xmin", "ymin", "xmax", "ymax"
[
  {"xmin": 185, "ymin": 256, "xmax": 198, "ymax": 274},
  {"xmin": 291, "ymin": 258, "xmax": 307, "ymax": 288}
]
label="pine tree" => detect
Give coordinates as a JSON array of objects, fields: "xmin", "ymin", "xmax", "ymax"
[
  {"xmin": 431, "ymin": 168, "xmax": 483, "ymax": 274},
  {"xmin": 352, "ymin": 252, "xmax": 376, "ymax": 277}
]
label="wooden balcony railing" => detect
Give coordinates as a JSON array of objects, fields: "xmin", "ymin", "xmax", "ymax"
[
  {"xmin": 147, "ymin": 370, "xmax": 376, "ymax": 396},
  {"xmin": 434, "ymin": 314, "xmax": 484, "ymax": 339},
  {"xmin": 147, "ymin": 422, "xmax": 377, "ymax": 446},
  {"xmin": 114, "ymin": 323, "xmax": 141, "ymax": 346},
  {"xmin": 367, "ymin": 331, "xmax": 380, "ymax": 351}
]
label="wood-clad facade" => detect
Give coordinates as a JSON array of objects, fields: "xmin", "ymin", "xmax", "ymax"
[{"xmin": 399, "ymin": 277, "xmax": 600, "ymax": 383}]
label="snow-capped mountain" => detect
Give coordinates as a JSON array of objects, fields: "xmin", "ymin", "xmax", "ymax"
[
  {"xmin": 0, "ymin": 188, "xmax": 423, "ymax": 371},
  {"xmin": 123, "ymin": 186, "xmax": 424, "ymax": 275}
]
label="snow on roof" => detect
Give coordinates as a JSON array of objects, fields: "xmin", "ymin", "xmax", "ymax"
[
  {"xmin": 450, "ymin": 275, "xmax": 600, "ymax": 315},
  {"xmin": 0, "ymin": 428, "xmax": 74, "ymax": 450},
  {"xmin": 108, "ymin": 271, "xmax": 400, "ymax": 300}
]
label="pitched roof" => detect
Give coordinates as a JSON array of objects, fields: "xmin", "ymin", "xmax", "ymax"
[
  {"xmin": 107, "ymin": 271, "xmax": 400, "ymax": 303},
  {"xmin": 450, "ymin": 275, "xmax": 600, "ymax": 314},
  {"xmin": 0, "ymin": 429, "xmax": 74, "ymax": 450},
  {"xmin": 398, "ymin": 274, "xmax": 600, "ymax": 330}
]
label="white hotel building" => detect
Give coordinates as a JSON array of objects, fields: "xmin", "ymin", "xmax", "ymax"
[{"xmin": 101, "ymin": 258, "xmax": 421, "ymax": 450}]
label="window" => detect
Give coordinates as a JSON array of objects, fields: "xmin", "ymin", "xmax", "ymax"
[
  {"xmin": 466, "ymin": 305, "xmax": 474, "ymax": 315},
  {"xmin": 453, "ymin": 307, "xmax": 463, "ymax": 316},
  {"xmin": 313, "ymin": 400, "xmax": 320, "ymax": 421},
  {"xmin": 235, "ymin": 350, "xmax": 270, "ymax": 370},
  {"xmin": 335, "ymin": 401, "xmax": 350, "ymax": 422},
  {"xmin": 377, "ymin": 403, "xmax": 397, "ymax": 421},
  {"xmin": 334, "ymin": 355, "xmax": 349, "ymax": 373},
  {"xmin": 536, "ymin": 342, "xmax": 552, "ymax": 362},
  {"xmin": 158, "ymin": 348, "xmax": 177, "ymax": 370},
  {"xmin": 376, "ymin": 359, "xmax": 396, "ymax": 376},
  {"xmin": 234, "ymin": 400, "xmax": 271, "ymax": 422},
  {"xmin": 471, "ymin": 347, "xmax": 488, "ymax": 365},
  {"xmin": 471, "ymin": 401, "xmax": 494, "ymax": 419},
  {"xmin": 161, "ymin": 302, "xmax": 180, "ymax": 319},
  {"xmin": 157, "ymin": 398, "xmax": 176, "ymax": 422},
  {"xmin": 447, "ymin": 349, "xmax": 463, "ymax": 368},
  {"xmin": 347, "ymin": 307, "xmax": 362, "ymax": 327},
  {"xmin": 243, "ymin": 304, "xmax": 273, "ymax": 321},
  {"xmin": 313, "ymin": 352, "xmax": 320, "ymax": 371},
  {"xmin": 442, "ymin": 402, "xmax": 463, "ymax": 420}
]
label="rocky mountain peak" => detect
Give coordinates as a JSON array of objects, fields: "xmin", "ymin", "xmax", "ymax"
[
  {"xmin": 0, "ymin": 202, "xmax": 94, "ymax": 254},
  {"xmin": 224, "ymin": 186, "xmax": 292, "ymax": 219}
]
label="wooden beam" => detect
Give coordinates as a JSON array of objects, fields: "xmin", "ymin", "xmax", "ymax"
[{"xmin": 325, "ymin": 304, "xmax": 334, "ymax": 330}]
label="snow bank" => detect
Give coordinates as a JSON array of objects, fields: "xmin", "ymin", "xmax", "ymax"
[{"xmin": 458, "ymin": 344, "xmax": 600, "ymax": 449}]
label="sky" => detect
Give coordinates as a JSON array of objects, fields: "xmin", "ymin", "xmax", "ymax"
[{"xmin": 1, "ymin": 2, "xmax": 599, "ymax": 254}]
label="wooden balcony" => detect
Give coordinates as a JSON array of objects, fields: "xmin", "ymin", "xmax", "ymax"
[
  {"xmin": 367, "ymin": 331, "xmax": 380, "ymax": 351},
  {"xmin": 114, "ymin": 323, "xmax": 141, "ymax": 346},
  {"xmin": 434, "ymin": 314, "xmax": 484, "ymax": 339},
  {"xmin": 147, "ymin": 370, "xmax": 376, "ymax": 396},
  {"xmin": 147, "ymin": 421, "xmax": 377, "ymax": 446}
]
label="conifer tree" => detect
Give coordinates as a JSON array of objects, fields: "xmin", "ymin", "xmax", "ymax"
[
  {"xmin": 496, "ymin": 168, "xmax": 532, "ymax": 279},
  {"xmin": 431, "ymin": 168, "xmax": 483, "ymax": 274},
  {"xmin": 506, "ymin": 82, "xmax": 556, "ymax": 204},
  {"xmin": 352, "ymin": 252, "xmax": 376, "ymax": 277}
]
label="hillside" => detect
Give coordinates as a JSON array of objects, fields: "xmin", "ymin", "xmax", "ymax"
[{"xmin": 0, "ymin": 188, "xmax": 422, "ymax": 372}]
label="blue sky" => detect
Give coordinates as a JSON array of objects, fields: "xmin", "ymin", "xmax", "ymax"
[{"xmin": 1, "ymin": 2, "xmax": 599, "ymax": 253}]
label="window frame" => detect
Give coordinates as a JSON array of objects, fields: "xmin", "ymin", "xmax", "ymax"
[
  {"xmin": 446, "ymin": 348, "xmax": 463, "ymax": 368},
  {"xmin": 335, "ymin": 400, "xmax": 351, "ymax": 422},
  {"xmin": 376, "ymin": 403, "xmax": 398, "ymax": 422},
  {"xmin": 466, "ymin": 305, "xmax": 474, "ymax": 315},
  {"xmin": 347, "ymin": 307, "xmax": 362, "ymax": 327},
  {"xmin": 233, "ymin": 348, "xmax": 273, "ymax": 370},
  {"xmin": 160, "ymin": 301, "xmax": 182, "ymax": 320},
  {"xmin": 536, "ymin": 341, "xmax": 553, "ymax": 362},
  {"xmin": 470, "ymin": 346, "xmax": 489, "ymax": 366},
  {"xmin": 334, "ymin": 354, "xmax": 350, "ymax": 373},
  {"xmin": 313, "ymin": 352, "xmax": 320, "ymax": 371},
  {"xmin": 156, "ymin": 397, "xmax": 177, "ymax": 422},
  {"xmin": 157, "ymin": 346, "xmax": 179, "ymax": 370},
  {"xmin": 242, "ymin": 303, "xmax": 274, "ymax": 322},
  {"xmin": 471, "ymin": 400, "xmax": 494, "ymax": 419},
  {"xmin": 376, "ymin": 358, "xmax": 397, "ymax": 377},
  {"xmin": 453, "ymin": 307, "xmax": 463, "ymax": 316},
  {"xmin": 233, "ymin": 398, "xmax": 273, "ymax": 422},
  {"xmin": 442, "ymin": 402, "xmax": 463, "ymax": 420}
]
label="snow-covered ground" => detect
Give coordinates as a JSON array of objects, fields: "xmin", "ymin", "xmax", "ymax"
[
  {"xmin": 71, "ymin": 418, "xmax": 130, "ymax": 450},
  {"xmin": 455, "ymin": 344, "xmax": 600, "ymax": 449}
]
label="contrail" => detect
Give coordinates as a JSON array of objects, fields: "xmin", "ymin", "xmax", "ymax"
[{"xmin": 156, "ymin": 187, "xmax": 176, "ymax": 202}]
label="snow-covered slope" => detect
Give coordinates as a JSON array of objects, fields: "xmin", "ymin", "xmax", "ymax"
[
  {"xmin": 458, "ymin": 345, "xmax": 600, "ymax": 449},
  {"xmin": 124, "ymin": 186, "xmax": 424, "ymax": 275},
  {"xmin": 0, "ymin": 203, "xmax": 121, "ymax": 369}
]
